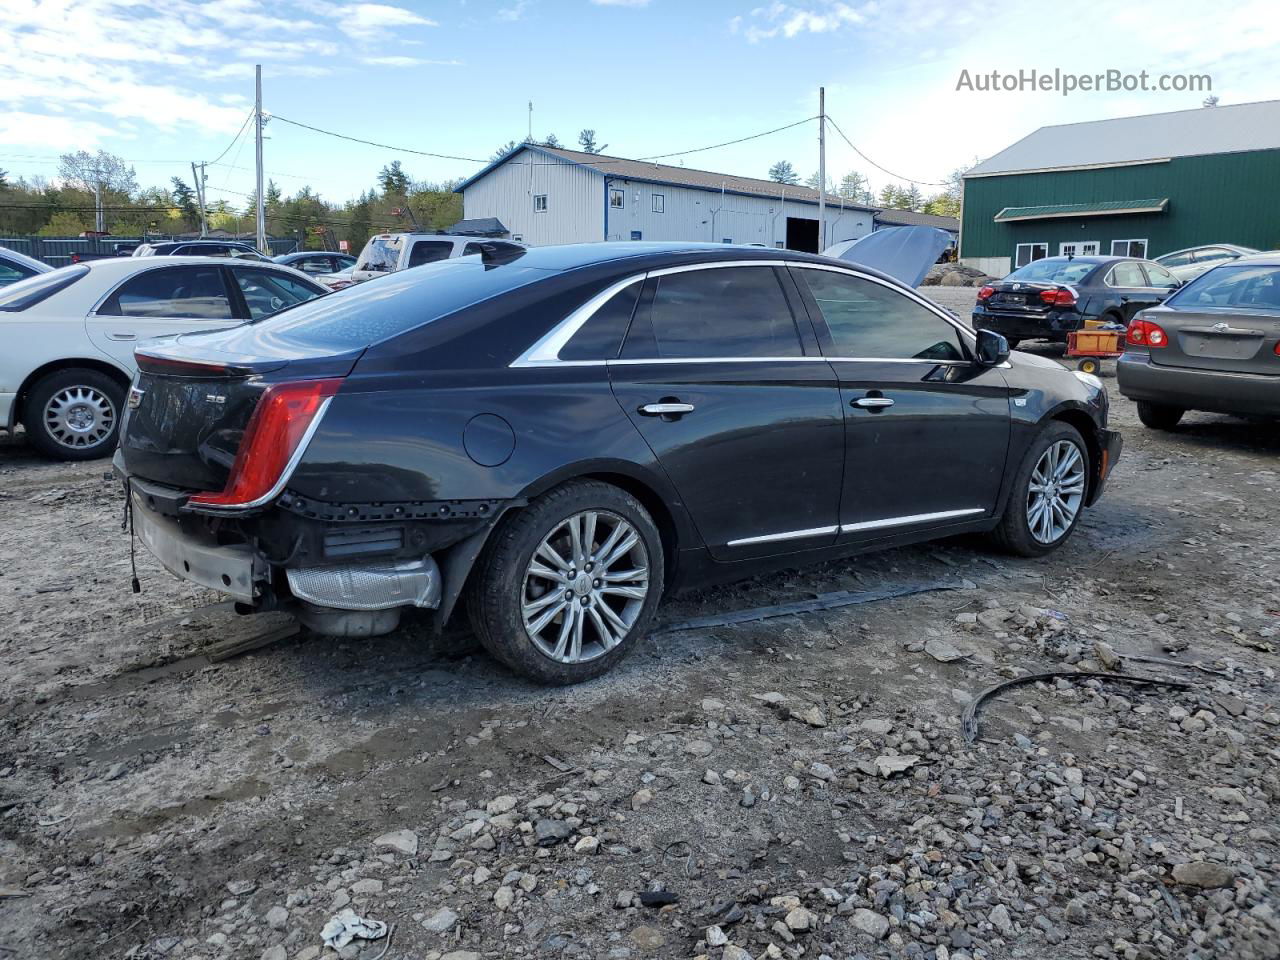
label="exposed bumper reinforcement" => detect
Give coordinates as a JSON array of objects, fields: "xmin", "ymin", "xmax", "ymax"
[
  {"xmin": 286, "ymin": 556, "xmax": 442, "ymax": 611},
  {"xmin": 133, "ymin": 492, "xmax": 263, "ymax": 602}
]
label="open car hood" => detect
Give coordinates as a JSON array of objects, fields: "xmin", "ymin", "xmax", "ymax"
[{"xmin": 823, "ymin": 226, "xmax": 953, "ymax": 288}]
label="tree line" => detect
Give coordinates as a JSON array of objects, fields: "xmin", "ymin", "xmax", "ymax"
[
  {"xmin": 766, "ymin": 159, "xmax": 965, "ymax": 218},
  {"xmin": 0, "ymin": 150, "xmax": 462, "ymax": 254}
]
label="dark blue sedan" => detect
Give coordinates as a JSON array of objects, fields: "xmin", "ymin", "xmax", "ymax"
[{"xmin": 973, "ymin": 255, "xmax": 1182, "ymax": 347}]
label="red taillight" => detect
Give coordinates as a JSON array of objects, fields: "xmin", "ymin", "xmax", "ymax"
[
  {"xmin": 976, "ymin": 285, "xmax": 994, "ymax": 301},
  {"xmin": 1126, "ymin": 318, "xmax": 1169, "ymax": 348},
  {"xmin": 188, "ymin": 379, "xmax": 342, "ymax": 509},
  {"xmin": 1039, "ymin": 287, "xmax": 1076, "ymax": 307},
  {"xmin": 1274, "ymin": 341, "xmax": 1280, "ymax": 357}
]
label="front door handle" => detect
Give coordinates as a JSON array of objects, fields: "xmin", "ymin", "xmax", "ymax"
[
  {"xmin": 852, "ymin": 397, "xmax": 894, "ymax": 409},
  {"xmin": 638, "ymin": 402, "xmax": 695, "ymax": 416},
  {"xmin": 107, "ymin": 332, "xmax": 138, "ymax": 341}
]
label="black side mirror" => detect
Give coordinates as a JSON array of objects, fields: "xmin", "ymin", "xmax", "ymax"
[{"xmin": 975, "ymin": 328, "xmax": 1010, "ymax": 366}]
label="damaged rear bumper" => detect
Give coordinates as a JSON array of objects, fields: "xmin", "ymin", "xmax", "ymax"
[{"xmin": 132, "ymin": 493, "xmax": 264, "ymax": 603}]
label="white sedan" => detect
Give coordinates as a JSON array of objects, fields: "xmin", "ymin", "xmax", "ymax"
[{"xmin": 0, "ymin": 256, "xmax": 328, "ymax": 460}]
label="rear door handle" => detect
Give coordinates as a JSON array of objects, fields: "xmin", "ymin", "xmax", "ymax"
[
  {"xmin": 638, "ymin": 402, "xmax": 695, "ymax": 416},
  {"xmin": 107, "ymin": 332, "xmax": 138, "ymax": 341},
  {"xmin": 852, "ymin": 397, "xmax": 894, "ymax": 409}
]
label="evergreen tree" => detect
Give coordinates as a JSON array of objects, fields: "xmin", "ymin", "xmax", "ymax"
[
  {"xmin": 577, "ymin": 129, "xmax": 606, "ymax": 154},
  {"xmin": 768, "ymin": 161, "xmax": 799, "ymax": 185}
]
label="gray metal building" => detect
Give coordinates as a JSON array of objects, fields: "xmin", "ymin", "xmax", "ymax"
[{"xmin": 455, "ymin": 145, "xmax": 874, "ymax": 251}]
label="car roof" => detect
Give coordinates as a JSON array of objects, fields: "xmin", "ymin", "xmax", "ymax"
[
  {"xmin": 0, "ymin": 245, "xmax": 53, "ymax": 273},
  {"xmin": 369, "ymin": 233, "xmax": 522, "ymax": 242},
  {"xmin": 1231, "ymin": 251, "xmax": 1280, "ymax": 266},
  {"xmin": 1158, "ymin": 243, "xmax": 1258, "ymax": 257},
  {"xmin": 77, "ymin": 255, "xmax": 315, "ymax": 279}
]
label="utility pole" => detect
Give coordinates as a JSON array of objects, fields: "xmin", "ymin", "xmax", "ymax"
[
  {"xmin": 817, "ymin": 86, "xmax": 826, "ymax": 252},
  {"xmin": 527, "ymin": 101, "xmax": 533, "ymax": 143},
  {"xmin": 191, "ymin": 161, "xmax": 209, "ymax": 237},
  {"xmin": 254, "ymin": 64, "xmax": 267, "ymax": 254}
]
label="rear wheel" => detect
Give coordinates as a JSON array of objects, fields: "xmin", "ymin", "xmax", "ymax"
[
  {"xmin": 467, "ymin": 480, "xmax": 664, "ymax": 685},
  {"xmin": 1076, "ymin": 357, "xmax": 1101, "ymax": 375},
  {"xmin": 990, "ymin": 421, "xmax": 1089, "ymax": 557},
  {"xmin": 1136, "ymin": 401, "xmax": 1184, "ymax": 430},
  {"xmin": 24, "ymin": 367, "xmax": 125, "ymax": 461}
]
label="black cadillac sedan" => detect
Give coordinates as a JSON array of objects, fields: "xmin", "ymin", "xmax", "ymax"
[
  {"xmin": 115, "ymin": 243, "xmax": 1121, "ymax": 684},
  {"xmin": 974, "ymin": 255, "xmax": 1181, "ymax": 347}
]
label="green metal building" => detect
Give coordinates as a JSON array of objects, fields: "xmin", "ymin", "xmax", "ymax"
[{"xmin": 959, "ymin": 100, "xmax": 1280, "ymax": 277}]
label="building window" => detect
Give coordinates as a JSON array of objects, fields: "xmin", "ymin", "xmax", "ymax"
[
  {"xmin": 1014, "ymin": 242, "xmax": 1048, "ymax": 268},
  {"xmin": 630, "ymin": 230, "xmax": 642, "ymax": 241},
  {"xmin": 1111, "ymin": 238, "xmax": 1148, "ymax": 258},
  {"xmin": 609, "ymin": 188, "xmax": 625, "ymax": 209},
  {"xmin": 1060, "ymin": 241, "xmax": 1099, "ymax": 257},
  {"xmin": 722, "ymin": 238, "xmax": 733, "ymax": 244},
  {"xmin": 533, "ymin": 194, "xmax": 548, "ymax": 213},
  {"xmin": 651, "ymin": 193, "xmax": 664, "ymax": 214}
]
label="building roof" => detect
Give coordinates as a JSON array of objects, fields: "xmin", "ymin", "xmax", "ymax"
[
  {"xmin": 455, "ymin": 143, "xmax": 875, "ymax": 210},
  {"xmin": 994, "ymin": 198, "xmax": 1169, "ymax": 222},
  {"xmin": 872, "ymin": 209, "xmax": 960, "ymax": 231},
  {"xmin": 966, "ymin": 100, "xmax": 1280, "ymax": 178}
]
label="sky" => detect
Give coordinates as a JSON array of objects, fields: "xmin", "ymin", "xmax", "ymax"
[{"xmin": 2, "ymin": 0, "xmax": 1278, "ymax": 207}]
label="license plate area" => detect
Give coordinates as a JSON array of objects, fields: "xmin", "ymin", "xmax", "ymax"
[
  {"xmin": 133, "ymin": 494, "xmax": 262, "ymax": 601},
  {"xmin": 1177, "ymin": 332, "xmax": 1262, "ymax": 361}
]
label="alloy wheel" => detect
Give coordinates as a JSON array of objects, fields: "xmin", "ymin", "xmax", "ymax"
[
  {"xmin": 521, "ymin": 509, "xmax": 650, "ymax": 663},
  {"xmin": 1026, "ymin": 439, "xmax": 1085, "ymax": 544},
  {"xmin": 43, "ymin": 385, "xmax": 116, "ymax": 450}
]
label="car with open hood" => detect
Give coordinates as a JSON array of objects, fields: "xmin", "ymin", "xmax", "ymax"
[{"xmin": 114, "ymin": 242, "xmax": 1121, "ymax": 685}]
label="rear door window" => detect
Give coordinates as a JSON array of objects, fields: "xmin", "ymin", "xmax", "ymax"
[
  {"xmin": 622, "ymin": 266, "xmax": 802, "ymax": 359},
  {"xmin": 407, "ymin": 241, "xmax": 454, "ymax": 267},
  {"xmin": 1109, "ymin": 262, "xmax": 1148, "ymax": 287},
  {"xmin": 560, "ymin": 281, "xmax": 642, "ymax": 361},
  {"xmin": 1142, "ymin": 263, "xmax": 1180, "ymax": 290},
  {"xmin": 0, "ymin": 259, "xmax": 37, "ymax": 287},
  {"xmin": 231, "ymin": 268, "xmax": 324, "ymax": 320},
  {"xmin": 99, "ymin": 266, "xmax": 234, "ymax": 319},
  {"xmin": 797, "ymin": 268, "xmax": 965, "ymax": 361},
  {"xmin": 294, "ymin": 255, "xmax": 333, "ymax": 275}
]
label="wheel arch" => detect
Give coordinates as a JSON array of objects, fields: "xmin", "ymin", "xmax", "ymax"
[
  {"xmin": 1047, "ymin": 405, "xmax": 1103, "ymax": 502},
  {"xmin": 13, "ymin": 357, "xmax": 131, "ymax": 429}
]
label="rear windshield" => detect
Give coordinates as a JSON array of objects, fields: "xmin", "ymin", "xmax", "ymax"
[
  {"xmin": 1167, "ymin": 264, "xmax": 1280, "ymax": 311},
  {"xmin": 0, "ymin": 265, "xmax": 89, "ymax": 312},
  {"xmin": 1005, "ymin": 259, "xmax": 1095, "ymax": 284},
  {"xmin": 245, "ymin": 256, "xmax": 551, "ymax": 350},
  {"xmin": 357, "ymin": 236, "xmax": 402, "ymax": 272}
]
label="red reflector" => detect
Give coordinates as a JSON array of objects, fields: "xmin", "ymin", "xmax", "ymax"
[
  {"xmin": 136, "ymin": 352, "xmax": 231, "ymax": 377},
  {"xmin": 976, "ymin": 285, "xmax": 994, "ymax": 301},
  {"xmin": 1126, "ymin": 318, "xmax": 1169, "ymax": 348},
  {"xmin": 188, "ymin": 379, "xmax": 342, "ymax": 509},
  {"xmin": 1038, "ymin": 287, "xmax": 1076, "ymax": 307}
]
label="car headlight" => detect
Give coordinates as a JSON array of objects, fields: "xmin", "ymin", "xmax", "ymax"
[{"xmin": 1073, "ymin": 370, "xmax": 1103, "ymax": 391}]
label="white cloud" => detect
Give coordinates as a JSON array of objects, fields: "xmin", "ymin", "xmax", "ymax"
[
  {"xmin": 361, "ymin": 55, "xmax": 463, "ymax": 67},
  {"xmin": 0, "ymin": 111, "xmax": 120, "ymax": 150},
  {"xmin": 497, "ymin": 0, "xmax": 531, "ymax": 20},
  {"xmin": 590, "ymin": 0, "xmax": 651, "ymax": 6},
  {"xmin": 0, "ymin": 0, "xmax": 436, "ymax": 149}
]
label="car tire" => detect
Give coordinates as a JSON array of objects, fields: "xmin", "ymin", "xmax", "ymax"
[
  {"xmin": 1136, "ymin": 401, "xmax": 1184, "ymax": 431},
  {"xmin": 23, "ymin": 367, "xmax": 125, "ymax": 461},
  {"xmin": 1076, "ymin": 357, "xmax": 1100, "ymax": 375},
  {"xmin": 467, "ymin": 480, "xmax": 665, "ymax": 685},
  {"xmin": 989, "ymin": 421, "xmax": 1090, "ymax": 557}
]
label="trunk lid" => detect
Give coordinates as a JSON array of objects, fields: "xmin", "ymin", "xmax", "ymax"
[
  {"xmin": 984, "ymin": 280, "xmax": 1059, "ymax": 314},
  {"xmin": 1146, "ymin": 306, "xmax": 1280, "ymax": 375},
  {"xmin": 120, "ymin": 324, "xmax": 363, "ymax": 491}
]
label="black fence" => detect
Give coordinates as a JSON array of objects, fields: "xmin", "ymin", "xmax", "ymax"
[{"xmin": 0, "ymin": 235, "xmax": 300, "ymax": 267}]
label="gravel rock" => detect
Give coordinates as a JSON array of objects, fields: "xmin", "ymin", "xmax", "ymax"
[
  {"xmin": 1172, "ymin": 860, "xmax": 1236, "ymax": 889},
  {"xmin": 264, "ymin": 905, "xmax": 288, "ymax": 931},
  {"xmin": 373, "ymin": 829, "xmax": 419, "ymax": 856},
  {"xmin": 535, "ymin": 819, "xmax": 573, "ymax": 845},
  {"xmin": 423, "ymin": 907, "xmax": 458, "ymax": 932},
  {"xmin": 851, "ymin": 908, "xmax": 890, "ymax": 939}
]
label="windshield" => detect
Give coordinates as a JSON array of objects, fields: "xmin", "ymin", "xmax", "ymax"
[
  {"xmin": 1166, "ymin": 263, "xmax": 1280, "ymax": 312},
  {"xmin": 1006, "ymin": 259, "xmax": 1095, "ymax": 284},
  {"xmin": 357, "ymin": 236, "xmax": 402, "ymax": 272},
  {"xmin": 0, "ymin": 265, "xmax": 89, "ymax": 312}
]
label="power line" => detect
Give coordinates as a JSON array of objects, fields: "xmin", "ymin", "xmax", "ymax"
[
  {"xmin": 824, "ymin": 114, "xmax": 949, "ymax": 188},
  {"xmin": 270, "ymin": 113, "xmax": 819, "ymax": 168},
  {"xmin": 206, "ymin": 108, "xmax": 255, "ymax": 166}
]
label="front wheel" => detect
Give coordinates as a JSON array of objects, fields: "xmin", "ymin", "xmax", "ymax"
[
  {"xmin": 989, "ymin": 422, "xmax": 1089, "ymax": 557},
  {"xmin": 467, "ymin": 480, "xmax": 664, "ymax": 685},
  {"xmin": 1136, "ymin": 401, "xmax": 1184, "ymax": 430}
]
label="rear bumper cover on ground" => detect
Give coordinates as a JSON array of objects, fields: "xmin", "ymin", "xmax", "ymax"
[{"xmin": 1117, "ymin": 354, "xmax": 1280, "ymax": 417}]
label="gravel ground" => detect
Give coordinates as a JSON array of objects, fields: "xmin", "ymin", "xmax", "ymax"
[{"xmin": 1, "ymin": 340, "xmax": 1278, "ymax": 960}]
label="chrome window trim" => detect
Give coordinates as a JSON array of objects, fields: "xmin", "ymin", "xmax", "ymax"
[
  {"xmin": 184, "ymin": 397, "xmax": 333, "ymax": 513},
  {"xmin": 727, "ymin": 525, "xmax": 839, "ymax": 547},
  {"xmin": 839, "ymin": 507, "xmax": 984, "ymax": 534},
  {"xmin": 512, "ymin": 274, "xmax": 644, "ymax": 366}
]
